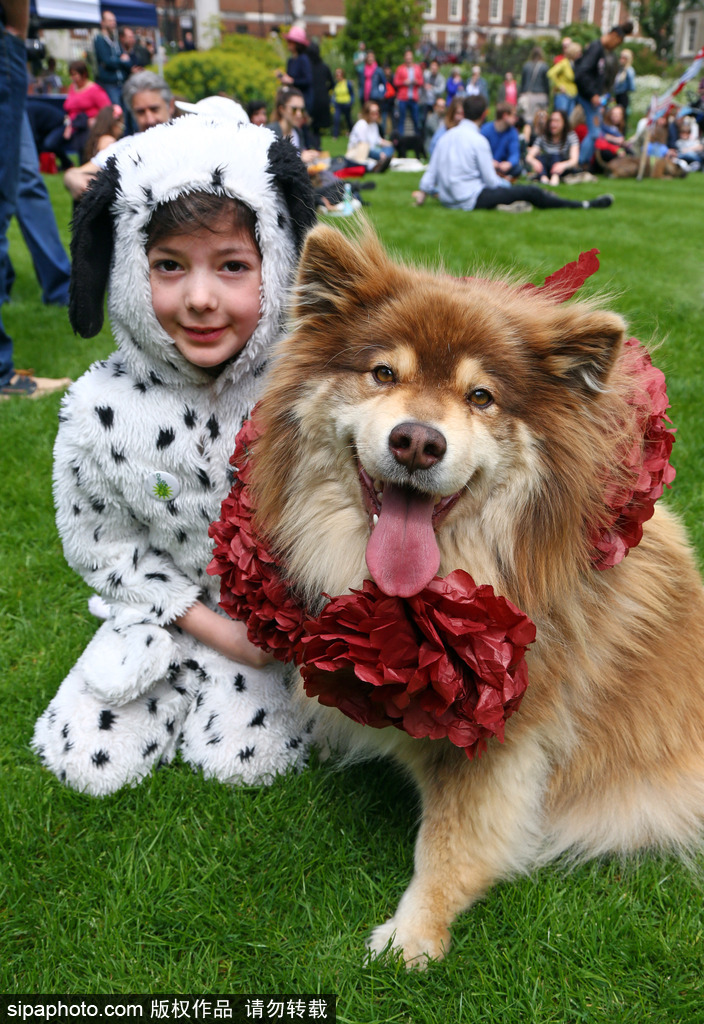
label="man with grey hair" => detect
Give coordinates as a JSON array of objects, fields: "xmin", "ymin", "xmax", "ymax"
[{"xmin": 64, "ymin": 71, "xmax": 175, "ymax": 200}]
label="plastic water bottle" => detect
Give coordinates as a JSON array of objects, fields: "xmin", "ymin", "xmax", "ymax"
[{"xmin": 342, "ymin": 182, "xmax": 354, "ymax": 215}]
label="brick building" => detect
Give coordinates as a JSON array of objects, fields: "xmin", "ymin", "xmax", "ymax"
[{"xmin": 209, "ymin": 0, "xmax": 632, "ymax": 51}]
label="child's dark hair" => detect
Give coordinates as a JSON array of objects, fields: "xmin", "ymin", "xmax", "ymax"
[
  {"xmin": 246, "ymin": 98, "xmax": 267, "ymax": 119},
  {"xmin": 145, "ymin": 191, "xmax": 259, "ymax": 254}
]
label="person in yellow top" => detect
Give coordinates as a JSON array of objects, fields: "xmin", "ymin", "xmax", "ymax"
[
  {"xmin": 332, "ymin": 67, "xmax": 355, "ymax": 138},
  {"xmin": 547, "ymin": 41, "xmax": 582, "ymax": 118}
]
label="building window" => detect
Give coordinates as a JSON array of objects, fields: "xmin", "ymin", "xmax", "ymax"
[
  {"xmin": 536, "ymin": 0, "xmax": 549, "ymax": 25},
  {"xmin": 514, "ymin": 0, "xmax": 526, "ymax": 23},
  {"xmin": 578, "ymin": 0, "xmax": 594, "ymax": 23},
  {"xmin": 424, "ymin": 0, "xmax": 436, "ymax": 16},
  {"xmin": 559, "ymin": 0, "xmax": 571, "ymax": 25},
  {"xmin": 685, "ymin": 17, "xmax": 697, "ymax": 53},
  {"xmin": 449, "ymin": 0, "xmax": 462, "ymax": 20},
  {"xmin": 489, "ymin": 0, "xmax": 502, "ymax": 22}
]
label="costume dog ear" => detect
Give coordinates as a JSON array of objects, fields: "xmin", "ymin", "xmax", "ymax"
[
  {"xmin": 69, "ymin": 156, "xmax": 120, "ymax": 338},
  {"xmin": 266, "ymin": 136, "xmax": 317, "ymax": 253}
]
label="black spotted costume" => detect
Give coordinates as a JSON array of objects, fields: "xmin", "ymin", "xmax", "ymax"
[{"xmin": 32, "ymin": 116, "xmax": 318, "ymax": 796}]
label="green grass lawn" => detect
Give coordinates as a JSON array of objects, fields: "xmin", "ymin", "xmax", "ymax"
[{"xmin": 1, "ymin": 160, "xmax": 703, "ymax": 1022}]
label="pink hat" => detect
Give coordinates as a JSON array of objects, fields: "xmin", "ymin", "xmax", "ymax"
[{"xmin": 286, "ymin": 25, "xmax": 309, "ymax": 47}]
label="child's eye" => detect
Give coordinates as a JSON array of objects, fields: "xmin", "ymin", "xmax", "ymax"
[
  {"xmin": 223, "ymin": 261, "xmax": 247, "ymax": 273},
  {"xmin": 154, "ymin": 259, "xmax": 181, "ymax": 272}
]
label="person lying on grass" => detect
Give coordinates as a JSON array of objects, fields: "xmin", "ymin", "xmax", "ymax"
[{"xmin": 412, "ymin": 94, "xmax": 613, "ymax": 212}]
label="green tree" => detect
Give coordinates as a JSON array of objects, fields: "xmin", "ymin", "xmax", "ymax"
[
  {"xmin": 558, "ymin": 21, "xmax": 601, "ymax": 49},
  {"xmin": 629, "ymin": 0, "xmax": 697, "ymax": 59},
  {"xmin": 342, "ymin": 0, "xmax": 426, "ymax": 67}
]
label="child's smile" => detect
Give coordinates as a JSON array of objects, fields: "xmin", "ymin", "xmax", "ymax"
[{"xmin": 148, "ymin": 224, "xmax": 262, "ymax": 370}]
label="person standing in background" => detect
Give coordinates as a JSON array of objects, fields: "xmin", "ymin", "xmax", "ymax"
[
  {"xmin": 497, "ymin": 71, "xmax": 517, "ymax": 106},
  {"xmin": 393, "ymin": 49, "xmax": 424, "ymax": 136},
  {"xmin": 612, "ymin": 48, "xmax": 636, "ymax": 128},
  {"xmin": 94, "ymin": 10, "xmax": 130, "ymax": 105},
  {"xmin": 574, "ymin": 22, "xmax": 633, "ymax": 168},
  {"xmin": 0, "ymin": 0, "xmax": 71, "ymax": 397},
  {"xmin": 362, "ymin": 49, "xmax": 386, "ymax": 104},
  {"xmin": 353, "ymin": 41, "xmax": 366, "ymax": 100},
  {"xmin": 332, "ymin": 67, "xmax": 354, "ymax": 138},
  {"xmin": 280, "ymin": 25, "xmax": 313, "ymax": 114},
  {"xmin": 307, "ymin": 41, "xmax": 333, "ymax": 147},
  {"xmin": 547, "ymin": 41, "xmax": 582, "ymax": 117},
  {"xmin": 519, "ymin": 46, "xmax": 549, "ymax": 121}
]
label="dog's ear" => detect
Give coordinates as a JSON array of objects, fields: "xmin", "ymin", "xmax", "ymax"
[
  {"xmin": 69, "ymin": 156, "xmax": 120, "ymax": 338},
  {"xmin": 293, "ymin": 222, "xmax": 390, "ymax": 320},
  {"xmin": 266, "ymin": 136, "xmax": 318, "ymax": 253},
  {"xmin": 542, "ymin": 307, "xmax": 627, "ymax": 392}
]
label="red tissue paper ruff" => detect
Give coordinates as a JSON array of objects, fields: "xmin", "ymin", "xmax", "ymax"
[
  {"xmin": 299, "ymin": 574, "xmax": 535, "ymax": 758},
  {"xmin": 208, "ymin": 416, "xmax": 306, "ymax": 664},
  {"xmin": 521, "ymin": 247, "xmax": 602, "ymax": 303},
  {"xmin": 590, "ymin": 337, "xmax": 675, "ymax": 569},
  {"xmin": 207, "ymin": 416, "xmax": 536, "ymax": 758},
  {"xmin": 207, "ymin": 251, "xmax": 675, "ymax": 754}
]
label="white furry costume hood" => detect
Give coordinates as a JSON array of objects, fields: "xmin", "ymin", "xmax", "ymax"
[{"xmin": 70, "ymin": 116, "xmax": 316, "ymax": 397}]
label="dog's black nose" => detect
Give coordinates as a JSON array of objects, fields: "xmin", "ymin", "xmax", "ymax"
[{"xmin": 388, "ymin": 422, "xmax": 447, "ymax": 473}]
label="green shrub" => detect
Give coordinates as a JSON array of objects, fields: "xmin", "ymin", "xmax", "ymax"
[
  {"xmin": 218, "ymin": 31, "xmax": 284, "ymax": 72},
  {"xmin": 558, "ymin": 21, "xmax": 601, "ymax": 49},
  {"xmin": 164, "ymin": 49, "xmax": 278, "ymax": 107},
  {"xmin": 320, "ymin": 38, "xmax": 350, "ymax": 78},
  {"xmin": 482, "ymin": 34, "xmax": 562, "ymax": 76},
  {"xmin": 631, "ymin": 44, "xmax": 670, "ymax": 77}
]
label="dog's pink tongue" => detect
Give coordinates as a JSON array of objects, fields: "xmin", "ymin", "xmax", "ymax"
[{"xmin": 366, "ymin": 484, "xmax": 440, "ymax": 598}]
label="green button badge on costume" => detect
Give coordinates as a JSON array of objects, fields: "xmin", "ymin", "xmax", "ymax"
[{"xmin": 147, "ymin": 471, "xmax": 181, "ymax": 501}]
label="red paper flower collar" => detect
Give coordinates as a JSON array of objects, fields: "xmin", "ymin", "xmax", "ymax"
[
  {"xmin": 208, "ymin": 251, "xmax": 675, "ymax": 759},
  {"xmin": 208, "ymin": 414, "xmax": 535, "ymax": 760}
]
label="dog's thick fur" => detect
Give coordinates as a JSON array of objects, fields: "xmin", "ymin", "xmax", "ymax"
[{"xmin": 248, "ymin": 224, "xmax": 704, "ymax": 966}]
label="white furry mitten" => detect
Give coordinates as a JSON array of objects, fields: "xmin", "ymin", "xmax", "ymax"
[{"xmin": 73, "ymin": 618, "xmax": 180, "ymax": 706}]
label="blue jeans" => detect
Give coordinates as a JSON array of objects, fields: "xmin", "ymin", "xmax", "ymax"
[
  {"xmin": 12, "ymin": 113, "xmax": 71, "ymax": 304},
  {"xmin": 576, "ymin": 95, "xmax": 603, "ymax": 166},
  {"xmin": 0, "ymin": 27, "xmax": 28, "ymax": 386},
  {"xmin": 535, "ymin": 152, "xmax": 569, "ymax": 178},
  {"xmin": 554, "ymin": 92, "xmax": 575, "ymax": 118},
  {"xmin": 397, "ymin": 99, "xmax": 420, "ymax": 135},
  {"xmin": 100, "ymin": 81, "xmax": 123, "ymax": 105},
  {"xmin": 332, "ymin": 102, "xmax": 353, "ymax": 138}
]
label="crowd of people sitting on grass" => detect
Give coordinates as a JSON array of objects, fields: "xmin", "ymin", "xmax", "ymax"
[
  {"xmin": 21, "ymin": 19, "xmax": 704, "ymax": 224},
  {"xmin": 5, "ymin": 13, "xmax": 702, "ymax": 400},
  {"xmin": 28, "ymin": 16, "xmax": 704, "ymax": 191}
]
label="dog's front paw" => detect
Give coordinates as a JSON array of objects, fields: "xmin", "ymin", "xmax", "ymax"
[{"xmin": 366, "ymin": 917, "xmax": 450, "ymax": 970}]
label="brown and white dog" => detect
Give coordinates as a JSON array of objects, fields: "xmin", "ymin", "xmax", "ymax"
[{"xmin": 229, "ymin": 225, "xmax": 704, "ymax": 967}]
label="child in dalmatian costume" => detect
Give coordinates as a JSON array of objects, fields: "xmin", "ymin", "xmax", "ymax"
[{"xmin": 32, "ymin": 116, "xmax": 318, "ymax": 796}]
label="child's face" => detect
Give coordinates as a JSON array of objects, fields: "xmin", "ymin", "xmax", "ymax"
[
  {"xmin": 148, "ymin": 223, "xmax": 262, "ymax": 370},
  {"xmin": 250, "ymin": 106, "xmax": 268, "ymax": 126}
]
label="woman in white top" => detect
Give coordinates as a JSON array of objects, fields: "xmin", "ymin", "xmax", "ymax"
[{"xmin": 346, "ymin": 101, "xmax": 394, "ymax": 171}]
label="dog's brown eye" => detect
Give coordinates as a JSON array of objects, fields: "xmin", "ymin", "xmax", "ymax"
[
  {"xmin": 372, "ymin": 365, "xmax": 395, "ymax": 384},
  {"xmin": 468, "ymin": 388, "xmax": 493, "ymax": 408}
]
